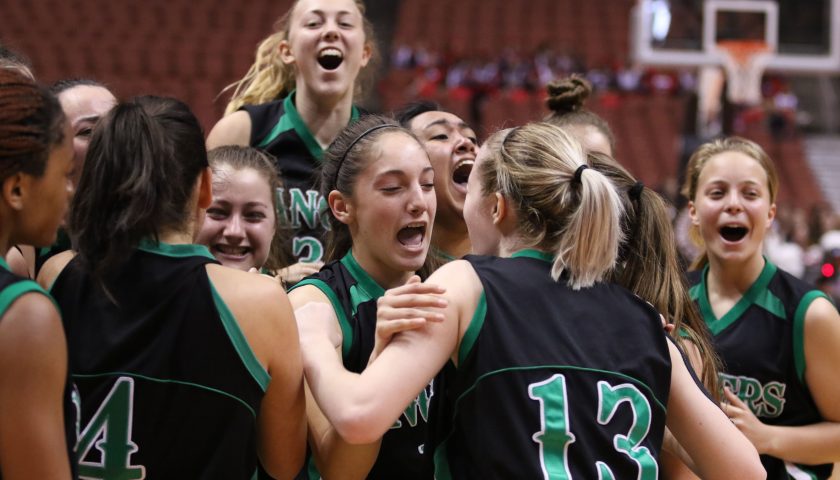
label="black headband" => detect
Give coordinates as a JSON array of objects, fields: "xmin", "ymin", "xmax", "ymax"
[{"xmin": 334, "ymin": 124, "xmax": 397, "ymax": 187}]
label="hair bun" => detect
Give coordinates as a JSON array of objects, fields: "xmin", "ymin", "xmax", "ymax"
[{"xmin": 546, "ymin": 75, "xmax": 592, "ymax": 114}]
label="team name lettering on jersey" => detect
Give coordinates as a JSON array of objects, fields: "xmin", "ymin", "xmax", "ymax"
[
  {"xmin": 277, "ymin": 187, "xmax": 330, "ymax": 262},
  {"xmin": 392, "ymin": 380, "xmax": 435, "ymax": 429},
  {"xmin": 719, "ymin": 373, "xmax": 786, "ymax": 418}
]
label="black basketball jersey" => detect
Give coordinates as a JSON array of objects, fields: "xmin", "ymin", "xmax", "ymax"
[
  {"xmin": 292, "ymin": 251, "xmax": 438, "ymax": 479},
  {"xmin": 243, "ymin": 92, "xmax": 361, "ymax": 264},
  {"xmin": 49, "ymin": 240, "xmax": 267, "ymax": 479},
  {"xmin": 688, "ymin": 259, "xmax": 833, "ymax": 479},
  {"xmin": 436, "ymin": 251, "xmax": 672, "ymax": 479},
  {"xmin": 0, "ymin": 258, "xmax": 77, "ymax": 480}
]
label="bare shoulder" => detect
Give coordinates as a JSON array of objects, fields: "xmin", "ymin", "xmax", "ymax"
[
  {"xmin": 0, "ymin": 291, "xmax": 63, "ymax": 354},
  {"xmin": 206, "ymin": 111, "xmax": 252, "ymax": 149},
  {"xmin": 205, "ymin": 263, "xmax": 287, "ymax": 311},
  {"xmin": 35, "ymin": 250, "xmax": 76, "ymax": 291},
  {"xmin": 6, "ymin": 245, "xmax": 34, "ymax": 278},
  {"xmin": 205, "ymin": 264, "xmax": 294, "ymax": 368},
  {"xmin": 427, "ymin": 259, "xmax": 482, "ymax": 296},
  {"xmin": 288, "ymin": 283, "xmax": 332, "ymax": 309},
  {"xmin": 804, "ymin": 295, "xmax": 840, "ymax": 329}
]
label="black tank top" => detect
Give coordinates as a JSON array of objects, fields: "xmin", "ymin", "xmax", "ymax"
[
  {"xmin": 437, "ymin": 251, "xmax": 672, "ymax": 479},
  {"xmin": 689, "ymin": 259, "xmax": 833, "ymax": 479},
  {"xmin": 243, "ymin": 92, "xmax": 361, "ymax": 264},
  {"xmin": 50, "ymin": 241, "xmax": 268, "ymax": 479}
]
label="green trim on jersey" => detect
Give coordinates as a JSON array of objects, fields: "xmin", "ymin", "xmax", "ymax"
[
  {"xmin": 459, "ymin": 292, "xmax": 486, "ymax": 366},
  {"xmin": 341, "ymin": 250, "xmax": 386, "ymax": 304},
  {"xmin": 692, "ymin": 259, "xmax": 777, "ymax": 335},
  {"xmin": 793, "ymin": 290, "xmax": 829, "ymax": 384},
  {"xmin": 453, "ymin": 365, "xmax": 668, "ymax": 414},
  {"xmin": 291, "ymin": 277, "xmax": 354, "ymax": 359},
  {"xmin": 289, "ymin": 251, "xmax": 385, "ymax": 360},
  {"xmin": 208, "ymin": 281, "xmax": 271, "ymax": 392},
  {"xmin": 137, "ymin": 239, "xmax": 216, "ymax": 261},
  {"xmin": 0, "ymin": 256, "xmax": 11, "ymax": 272},
  {"xmin": 431, "ymin": 246, "xmax": 456, "ymax": 263},
  {"xmin": 73, "ymin": 371, "xmax": 260, "ymax": 418},
  {"xmin": 0, "ymin": 279, "xmax": 51, "ymax": 318},
  {"xmin": 433, "ymin": 436, "xmax": 454, "ymax": 480},
  {"xmin": 511, "ymin": 249, "xmax": 554, "ymax": 263},
  {"xmin": 258, "ymin": 91, "xmax": 361, "ymax": 161}
]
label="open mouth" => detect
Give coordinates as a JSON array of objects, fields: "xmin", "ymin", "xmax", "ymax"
[
  {"xmin": 719, "ymin": 225, "xmax": 748, "ymax": 242},
  {"xmin": 215, "ymin": 244, "xmax": 251, "ymax": 257},
  {"xmin": 318, "ymin": 48, "xmax": 344, "ymax": 70},
  {"xmin": 397, "ymin": 223, "xmax": 426, "ymax": 247},
  {"xmin": 452, "ymin": 159, "xmax": 474, "ymax": 187}
]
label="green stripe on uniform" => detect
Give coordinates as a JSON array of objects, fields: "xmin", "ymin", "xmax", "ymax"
[
  {"xmin": 458, "ymin": 292, "xmax": 486, "ymax": 366},
  {"xmin": 793, "ymin": 290, "xmax": 829, "ymax": 384},
  {"xmin": 0, "ymin": 280, "xmax": 53, "ymax": 318},
  {"xmin": 137, "ymin": 239, "xmax": 216, "ymax": 260},
  {"xmin": 73, "ymin": 371, "xmax": 260, "ymax": 418},
  {"xmin": 292, "ymin": 278, "xmax": 355, "ymax": 360},
  {"xmin": 209, "ymin": 281, "xmax": 271, "ymax": 392}
]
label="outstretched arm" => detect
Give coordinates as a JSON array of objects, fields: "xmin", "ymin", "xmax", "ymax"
[
  {"xmin": 665, "ymin": 340, "xmax": 765, "ymax": 480},
  {"xmin": 299, "ymin": 260, "xmax": 479, "ymax": 444},
  {"xmin": 290, "ymin": 285, "xmax": 380, "ymax": 479}
]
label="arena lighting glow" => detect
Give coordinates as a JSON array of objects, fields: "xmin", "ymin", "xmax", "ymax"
[{"xmin": 821, "ymin": 262, "xmax": 835, "ymax": 278}]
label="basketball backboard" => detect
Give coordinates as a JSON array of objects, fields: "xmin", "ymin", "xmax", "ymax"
[{"xmin": 631, "ymin": 0, "xmax": 840, "ymax": 73}]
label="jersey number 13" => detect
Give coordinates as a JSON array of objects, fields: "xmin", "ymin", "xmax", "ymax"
[{"xmin": 529, "ymin": 374, "xmax": 657, "ymax": 480}]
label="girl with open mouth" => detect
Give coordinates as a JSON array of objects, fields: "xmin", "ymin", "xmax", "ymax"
[
  {"xmin": 684, "ymin": 137, "xmax": 840, "ymax": 480},
  {"xmin": 296, "ymin": 122, "xmax": 763, "ymax": 479},
  {"xmin": 289, "ymin": 115, "xmax": 438, "ymax": 479},
  {"xmin": 207, "ymin": 0, "xmax": 377, "ymax": 286}
]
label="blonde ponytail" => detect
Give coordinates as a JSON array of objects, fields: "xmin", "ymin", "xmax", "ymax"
[{"xmin": 479, "ymin": 123, "xmax": 624, "ymax": 289}]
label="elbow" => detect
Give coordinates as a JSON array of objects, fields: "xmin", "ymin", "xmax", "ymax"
[
  {"xmin": 745, "ymin": 455, "xmax": 767, "ymax": 480},
  {"xmin": 724, "ymin": 447, "xmax": 766, "ymax": 480},
  {"xmin": 332, "ymin": 404, "xmax": 390, "ymax": 445}
]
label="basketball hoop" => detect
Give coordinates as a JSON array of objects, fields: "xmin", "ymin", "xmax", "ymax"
[{"xmin": 715, "ymin": 40, "xmax": 772, "ymax": 106}]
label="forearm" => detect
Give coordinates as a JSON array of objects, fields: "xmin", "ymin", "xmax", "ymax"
[
  {"xmin": 311, "ymin": 427, "xmax": 381, "ymax": 479},
  {"xmin": 306, "ymin": 383, "xmax": 381, "ymax": 478},
  {"xmin": 760, "ymin": 421, "xmax": 840, "ymax": 464},
  {"xmin": 303, "ymin": 335, "xmax": 403, "ymax": 443}
]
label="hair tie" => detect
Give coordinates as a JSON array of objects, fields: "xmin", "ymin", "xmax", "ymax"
[
  {"xmin": 334, "ymin": 124, "xmax": 396, "ymax": 186},
  {"xmin": 573, "ymin": 164, "xmax": 589, "ymax": 184},
  {"xmin": 629, "ymin": 181, "xmax": 644, "ymax": 201}
]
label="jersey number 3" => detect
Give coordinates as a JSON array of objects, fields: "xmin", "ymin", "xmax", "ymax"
[
  {"xmin": 77, "ymin": 377, "xmax": 147, "ymax": 480},
  {"xmin": 529, "ymin": 374, "xmax": 657, "ymax": 480}
]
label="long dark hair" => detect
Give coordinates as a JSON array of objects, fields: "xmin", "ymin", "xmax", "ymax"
[
  {"xmin": 590, "ymin": 152, "xmax": 721, "ymax": 399},
  {"xmin": 0, "ymin": 69, "xmax": 66, "ymax": 181},
  {"xmin": 70, "ymin": 96, "xmax": 208, "ymax": 281}
]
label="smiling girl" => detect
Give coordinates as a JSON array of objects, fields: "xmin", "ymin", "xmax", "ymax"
[
  {"xmin": 197, "ymin": 146, "xmax": 286, "ymax": 273},
  {"xmin": 289, "ymin": 115, "xmax": 439, "ymax": 479},
  {"xmin": 208, "ymin": 0, "xmax": 377, "ymax": 285},
  {"xmin": 684, "ymin": 136, "xmax": 840, "ymax": 479}
]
